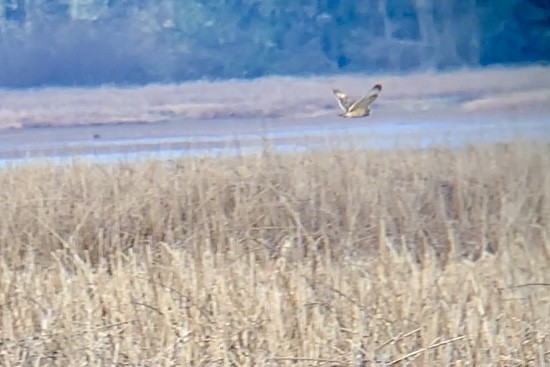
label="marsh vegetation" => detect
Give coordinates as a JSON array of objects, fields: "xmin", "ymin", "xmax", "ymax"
[{"xmin": 0, "ymin": 139, "xmax": 549, "ymax": 365}]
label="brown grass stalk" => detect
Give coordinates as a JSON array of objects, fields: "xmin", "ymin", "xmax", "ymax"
[{"xmin": 0, "ymin": 139, "xmax": 549, "ymax": 365}]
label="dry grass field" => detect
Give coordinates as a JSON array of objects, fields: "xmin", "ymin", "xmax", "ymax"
[
  {"xmin": 0, "ymin": 139, "xmax": 549, "ymax": 366},
  {"xmin": 1, "ymin": 65, "xmax": 550, "ymax": 130}
]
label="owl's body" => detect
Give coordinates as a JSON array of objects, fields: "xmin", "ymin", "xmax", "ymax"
[{"xmin": 332, "ymin": 84, "xmax": 382, "ymax": 118}]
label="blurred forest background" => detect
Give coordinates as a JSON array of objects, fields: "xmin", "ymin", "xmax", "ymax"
[{"xmin": 0, "ymin": 0, "xmax": 548, "ymax": 87}]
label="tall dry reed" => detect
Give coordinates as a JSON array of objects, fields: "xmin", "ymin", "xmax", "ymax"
[{"xmin": 0, "ymin": 140, "xmax": 549, "ymax": 366}]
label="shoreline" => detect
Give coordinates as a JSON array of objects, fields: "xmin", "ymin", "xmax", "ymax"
[
  {"xmin": 0, "ymin": 65, "xmax": 549, "ymax": 164},
  {"xmin": 1, "ymin": 65, "xmax": 549, "ymax": 131}
]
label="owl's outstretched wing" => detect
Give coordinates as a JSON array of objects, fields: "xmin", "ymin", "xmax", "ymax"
[
  {"xmin": 332, "ymin": 89, "xmax": 356, "ymax": 111},
  {"xmin": 348, "ymin": 84, "xmax": 382, "ymax": 111}
]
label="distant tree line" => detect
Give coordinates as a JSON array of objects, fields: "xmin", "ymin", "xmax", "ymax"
[{"xmin": 0, "ymin": 0, "xmax": 548, "ymax": 87}]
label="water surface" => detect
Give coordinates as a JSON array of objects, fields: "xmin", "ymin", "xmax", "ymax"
[{"xmin": 0, "ymin": 113, "xmax": 548, "ymax": 168}]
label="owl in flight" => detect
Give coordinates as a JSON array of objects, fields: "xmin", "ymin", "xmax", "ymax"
[{"xmin": 332, "ymin": 84, "xmax": 382, "ymax": 118}]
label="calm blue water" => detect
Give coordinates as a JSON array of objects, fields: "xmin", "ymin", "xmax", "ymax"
[{"xmin": 0, "ymin": 116, "xmax": 548, "ymax": 169}]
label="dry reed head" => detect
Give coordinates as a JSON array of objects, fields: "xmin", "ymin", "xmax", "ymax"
[{"xmin": 0, "ymin": 140, "xmax": 549, "ymax": 365}]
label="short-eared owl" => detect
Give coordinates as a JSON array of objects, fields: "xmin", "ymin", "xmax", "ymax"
[{"xmin": 332, "ymin": 84, "xmax": 382, "ymax": 118}]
